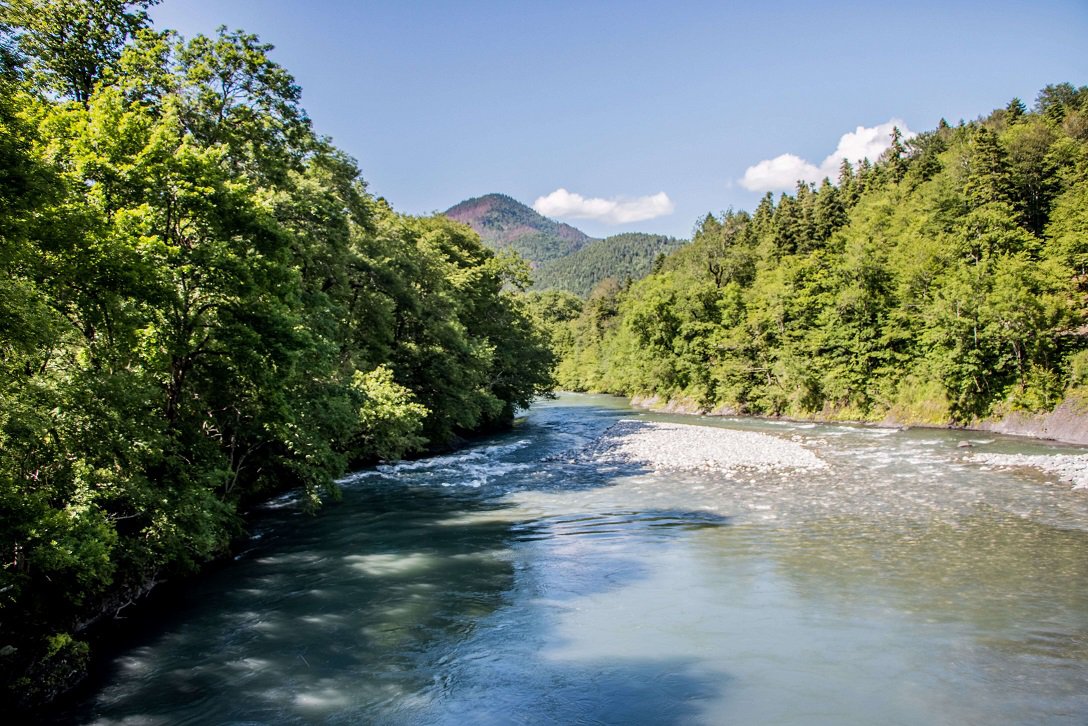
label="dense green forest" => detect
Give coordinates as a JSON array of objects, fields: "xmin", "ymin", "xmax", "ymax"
[
  {"xmin": 532, "ymin": 232, "xmax": 683, "ymax": 297},
  {"xmin": 546, "ymin": 88, "xmax": 1088, "ymax": 424},
  {"xmin": 0, "ymin": 0, "xmax": 553, "ymax": 707}
]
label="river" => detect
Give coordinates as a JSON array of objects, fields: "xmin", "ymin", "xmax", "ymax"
[{"xmin": 67, "ymin": 394, "xmax": 1088, "ymax": 724}]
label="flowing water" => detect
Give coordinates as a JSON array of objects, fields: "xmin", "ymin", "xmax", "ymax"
[{"xmin": 67, "ymin": 394, "xmax": 1088, "ymax": 724}]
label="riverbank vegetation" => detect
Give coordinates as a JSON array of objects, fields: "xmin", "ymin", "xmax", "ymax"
[
  {"xmin": 544, "ymin": 87, "xmax": 1088, "ymax": 426},
  {"xmin": 3, "ymin": 0, "xmax": 1086, "ymax": 712},
  {"xmin": 0, "ymin": 0, "xmax": 553, "ymax": 707}
]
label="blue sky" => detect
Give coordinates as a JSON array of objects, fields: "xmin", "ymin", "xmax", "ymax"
[{"xmin": 150, "ymin": 1, "xmax": 1087, "ymax": 239}]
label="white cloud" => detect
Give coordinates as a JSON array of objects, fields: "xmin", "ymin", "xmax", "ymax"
[
  {"xmin": 532, "ymin": 188, "xmax": 675, "ymax": 224},
  {"xmin": 740, "ymin": 119, "xmax": 915, "ymax": 192},
  {"xmin": 740, "ymin": 154, "xmax": 822, "ymax": 194},
  {"xmin": 828, "ymin": 120, "xmax": 911, "ymax": 171}
]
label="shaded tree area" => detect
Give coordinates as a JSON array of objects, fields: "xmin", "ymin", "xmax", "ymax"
[
  {"xmin": 553, "ymin": 85, "xmax": 1088, "ymax": 425},
  {"xmin": 0, "ymin": 1, "xmax": 554, "ymax": 707}
]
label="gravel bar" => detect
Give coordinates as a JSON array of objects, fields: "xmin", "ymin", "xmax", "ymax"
[
  {"xmin": 973, "ymin": 452, "xmax": 1088, "ymax": 490},
  {"xmin": 558, "ymin": 419, "xmax": 826, "ymax": 474}
]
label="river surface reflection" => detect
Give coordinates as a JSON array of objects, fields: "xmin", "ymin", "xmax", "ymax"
[{"xmin": 68, "ymin": 394, "xmax": 1088, "ymax": 724}]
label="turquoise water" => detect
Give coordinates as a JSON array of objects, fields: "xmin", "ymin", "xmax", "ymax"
[{"xmin": 68, "ymin": 394, "xmax": 1088, "ymax": 724}]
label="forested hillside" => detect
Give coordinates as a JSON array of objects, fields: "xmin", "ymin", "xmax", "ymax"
[
  {"xmin": 444, "ymin": 195, "xmax": 684, "ymax": 295},
  {"xmin": 0, "ymin": 0, "xmax": 553, "ymax": 707},
  {"xmin": 549, "ymin": 89, "xmax": 1088, "ymax": 424},
  {"xmin": 532, "ymin": 232, "xmax": 683, "ymax": 297},
  {"xmin": 443, "ymin": 193, "xmax": 591, "ymax": 263}
]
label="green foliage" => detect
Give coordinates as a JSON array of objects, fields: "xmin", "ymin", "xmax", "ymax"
[
  {"xmin": 1, "ymin": 0, "xmax": 159, "ymax": 105},
  {"xmin": 553, "ymin": 87, "xmax": 1088, "ymax": 427},
  {"xmin": 0, "ymin": 11, "xmax": 555, "ymax": 709},
  {"xmin": 1067, "ymin": 350, "xmax": 1088, "ymax": 387},
  {"xmin": 531, "ymin": 232, "xmax": 684, "ymax": 296},
  {"xmin": 1045, "ymin": 179, "xmax": 1088, "ymax": 275},
  {"xmin": 522, "ymin": 289, "xmax": 583, "ymax": 372},
  {"xmin": 9, "ymin": 631, "xmax": 91, "ymax": 708},
  {"xmin": 351, "ymin": 366, "xmax": 428, "ymax": 461},
  {"xmin": 1034, "ymin": 83, "xmax": 1088, "ymax": 124}
]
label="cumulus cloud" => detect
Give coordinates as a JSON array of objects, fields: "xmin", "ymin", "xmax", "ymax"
[
  {"xmin": 740, "ymin": 119, "xmax": 914, "ymax": 192},
  {"xmin": 740, "ymin": 154, "xmax": 822, "ymax": 194},
  {"xmin": 532, "ymin": 188, "xmax": 675, "ymax": 224}
]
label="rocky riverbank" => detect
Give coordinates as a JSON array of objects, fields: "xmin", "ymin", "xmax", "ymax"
[
  {"xmin": 973, "ymin": 453, "xmax": 1088, "ymax": 490},
  {"xmin": 629, "ymin": 394, "xmax": 1088, "ymax": 445},
  {"xmin": 973, "ymin": 398, "xmax": 1088, "ymax": 445},
  {"xmin": 623, "ymin": 394, "xmax": 1088, "ymax": 492}
]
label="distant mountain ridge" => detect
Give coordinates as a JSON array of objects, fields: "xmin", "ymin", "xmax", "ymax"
[
  {"xmin": 443, "ymin": 193, "xmax": 591, "ymax": 264},
  {"xmin": 442, "ymin": 193, "xmax": 686, "ymax": 296}
]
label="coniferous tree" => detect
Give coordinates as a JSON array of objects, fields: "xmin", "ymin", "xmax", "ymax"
[
  {"xmin": 882, "ymin": 126, "xmax": 908, "ymax": 183},
  {"xmin": 964, "ymin": 126, "xmax": 1014, "ymax": 208},
  {"xmin": 1005, "ymin": 97, "xmax": 1027, "ymax": 124},
  {"xmin": 794, "ymin": 181, "xmax": 817, "ymax": 251},
  {"xmin": 838, "ymin": 158, "xmax": 859, "ymax": 207},
  {"xmin": 813, "ymin": 178, "xmax": 846, "ymax": 242},
  {"xmin": 772, "ymin": 193, "xmax": 802, "ymax": 254},
  {"xmin": 1035, "ymin": 82, "xmax": 1087, "ymax": 123}
]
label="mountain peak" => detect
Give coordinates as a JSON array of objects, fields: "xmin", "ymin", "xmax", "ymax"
[
  {"xmin": 443, "ymin": 193, "xmax": 685, "ymax": 296},
  {"xmin": 443, "ymin": 193, "xmax": 592, "ymax": 264}
]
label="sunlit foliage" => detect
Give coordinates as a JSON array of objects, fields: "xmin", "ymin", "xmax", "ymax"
[
  {"xmin": 0, "ymin": 2, "xmax": 553, "ymax": 707},
  {"xmin": 556, "ymin": 86, "xmax": 1088, "ymax": 426}
]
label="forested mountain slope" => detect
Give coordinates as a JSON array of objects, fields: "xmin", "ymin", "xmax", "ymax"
[
  {"xmin": 0, "ymin": 1, "xmax": 553, "ymax": 708},
  {"xmin": 544, "ymin": 88, "xmax": 1088, "ymax": 426},
  {"xmin": 444, "ymin": 195, "xmax": 685, "ymax": 295},
  {"xmin": 443, "ymin": 193, "xmax": 591, "ymax": 263},
  {"xmin": 532, "ymin": 232, "xmax": 684, "ymax": 297}
]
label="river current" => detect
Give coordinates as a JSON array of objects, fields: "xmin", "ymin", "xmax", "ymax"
[{"xmin": 68, "ymin": 394, "xmax": 1088, "ymax": 724}]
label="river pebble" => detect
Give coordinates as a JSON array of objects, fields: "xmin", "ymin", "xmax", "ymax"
[
  {"xmin": 554, "ymin": 419, "xmax": 826, "ymax": 474},
  {"xmin": 973, "ymin": 452, "xmax": 1088, "ymax": 490}
]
